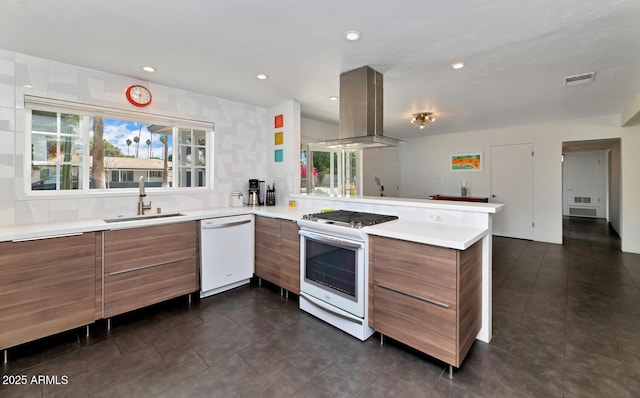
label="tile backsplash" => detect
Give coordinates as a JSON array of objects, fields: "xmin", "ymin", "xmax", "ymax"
[{"xmin": 0, "ymin": 48, "xmax": 269, "ymax": 226}]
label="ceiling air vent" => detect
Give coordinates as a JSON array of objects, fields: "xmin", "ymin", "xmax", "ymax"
[{"xmin": 564, "ymin": 72, "xmax": 596, "ymax": 87}]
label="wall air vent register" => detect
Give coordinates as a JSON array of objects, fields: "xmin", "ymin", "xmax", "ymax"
[
  {"xmin": 563, "ymin": 72, "xmax": 596, "ymax": 87},
  {"xmin": 569, "ymin": 208, "xmax": 597, "ymax": 217}
]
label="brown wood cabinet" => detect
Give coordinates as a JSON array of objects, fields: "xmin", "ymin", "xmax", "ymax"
[
  {"xmin": 369, "ymin": 235, "xmax": 482, "ymax": 368},
  {"xmin": 279, "ymin": 219, "xmax": 301, "ymax": 293},
  {"xmin": 103, "ymin": 221, "xmax": 198, "ymax": 318},
  {"xmin": 254, "ymin": 216, "xmax": 281, "ymax": 284},
  {"xmin": 0, "ymin": 233, "xmax": 96, "ymax": 350},
  {"xmin": 254, "ymin": 215, "xmax": 300, "ymax": 294},
  {"xmin": 95, "ymin": 232, "xmax": 103, "ymax": 320}
]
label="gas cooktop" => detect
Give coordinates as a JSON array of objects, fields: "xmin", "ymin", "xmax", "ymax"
[{"xmin": 301, "ymin": 210, "xmax": 398, "ymax": 229}]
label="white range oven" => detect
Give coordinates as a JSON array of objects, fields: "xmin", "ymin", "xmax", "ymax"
[{"xmin": 297, "ymin": 210, "xmax": 398, "ymax": 341}]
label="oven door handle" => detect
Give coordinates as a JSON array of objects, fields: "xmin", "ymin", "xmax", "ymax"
[{"xmin": 299, "ymin": 230, "xmax": 364, "ymax": 250}]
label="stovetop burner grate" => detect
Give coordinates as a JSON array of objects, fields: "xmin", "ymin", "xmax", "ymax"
[{"xmin": 302, "ymin": 210, "xmax": 398, "ymax": 228}]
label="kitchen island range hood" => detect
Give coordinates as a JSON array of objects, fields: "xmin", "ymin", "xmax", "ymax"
[{"xmin": 316, "ymin": 66, "xmax": 405, "ymax": 149}]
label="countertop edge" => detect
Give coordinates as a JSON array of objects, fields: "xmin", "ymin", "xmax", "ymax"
[{"xmin": 290, "ymin": 194, "xmax": 504, "ymax": 214}]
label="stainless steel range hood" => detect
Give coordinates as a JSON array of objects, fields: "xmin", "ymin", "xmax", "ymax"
[{"xmin": 316, "ymin": 66, "xmax": 404, "ymax": 149}]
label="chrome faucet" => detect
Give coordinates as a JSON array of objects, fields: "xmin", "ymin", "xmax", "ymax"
[{"xmin": 137, "ymin": 176, "xmax": 152, "ymax": 215}]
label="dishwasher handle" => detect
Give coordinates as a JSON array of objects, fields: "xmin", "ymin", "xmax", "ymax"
[{"xmin": 201, "ymin": 219, "xmax": 251, "ymax": 229}]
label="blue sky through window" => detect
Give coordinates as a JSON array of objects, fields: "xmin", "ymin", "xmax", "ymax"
[{"xmin": 100, "ymin": 119, "xmax": 172, "ymax": 159}]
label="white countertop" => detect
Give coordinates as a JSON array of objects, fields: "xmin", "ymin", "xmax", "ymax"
[
  {"xmin": 252, "ymin": 206, "xmax": 311, "ymax": 221},
  {"xmin": 0, "ymin": 203, "xmax": 489, "ymax": 249},
  {"xmin": 366, "ymin": 219, "xmax": 488, "ymax": 250},
  {"xmin": 0, "ymin": 205, "xmax": 310, "ymax": 243}
]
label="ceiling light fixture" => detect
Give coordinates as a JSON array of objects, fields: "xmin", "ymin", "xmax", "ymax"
[
  {"xmin": 410, "ymin": 112, "xmax": 435, "ymax": 130},
  {"xmin": 329, "ymin": 96, "xmax": 339, "ymax": 101},
  {"xmin": 256, "ymin": 74, "xmax": 268, "ymax": 80},
  {"xmin": 451, "ymin": 62, "xmax": 465, "ymax": 70},
  {"xmin": 142, "ymin": 66, "xmax": 155, "ymax": 72},
  {"xmin": 344, "ymin": 30, "xmax": 361, "ymax": 41}
]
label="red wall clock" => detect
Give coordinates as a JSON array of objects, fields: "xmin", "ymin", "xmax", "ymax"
[{"xmin": 125, "ymin": 85, "xmax": 152, "ymax": 107}]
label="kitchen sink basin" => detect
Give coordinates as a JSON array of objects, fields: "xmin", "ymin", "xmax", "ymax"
[{"xmin": 104, "ymin": 212, "xmax": 185, "ymax": 223}]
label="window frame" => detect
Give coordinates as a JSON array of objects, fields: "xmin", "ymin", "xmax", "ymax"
[
  {"xmin": 302, "ymin": 142, "xmax": 362, "ymax": 196},
  {"xmin": 23, "ymin": 96, "xmax": 214, "ymax": 197}
]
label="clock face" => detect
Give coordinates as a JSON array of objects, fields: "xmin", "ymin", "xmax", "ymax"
[{"xmin": 126, "ymin": 85, "xmax": 152, "ymax": 107}]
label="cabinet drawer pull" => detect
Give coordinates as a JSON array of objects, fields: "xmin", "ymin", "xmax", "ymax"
[
  {"xmin": 12, "ymin": 232, "xmax": 83, "ymax": 242},
  {"xmin": 376, "ymin": 283, "xmax": 450, "ymax": 308},
  {"xmin": 109, "ymin": 256, "xmax": 193, "ymax": 276}
]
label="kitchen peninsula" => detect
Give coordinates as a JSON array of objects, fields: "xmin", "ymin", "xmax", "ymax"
[
  {"xmin": 290, "ymin": 194, "xmax": 503, "ymax": 343},
  {"xmin": 0, "ymin": 195, "xmax": 502, "ymax": 360}
]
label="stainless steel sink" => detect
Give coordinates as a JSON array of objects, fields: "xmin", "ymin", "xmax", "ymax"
[{"xmin": 104, "ymin": 213, "xmax": 185, "ymax": 223}]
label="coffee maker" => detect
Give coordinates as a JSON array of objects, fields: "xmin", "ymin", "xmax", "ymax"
[{"xmin": 248, "ymin": 179, "xmax": 260, "ymax": 206}]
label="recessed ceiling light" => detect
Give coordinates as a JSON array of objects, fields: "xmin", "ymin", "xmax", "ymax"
[
  {"xmin": 344, "ymin": 30, "xmax": 361, "ymax": 41},
  {"xmin": 451, "ymin": 62, "xmax": 465, "ymax": 70},
  {"xmin": 142, "ymin": 66, "xmax": 155, "ymax": 72},
  {"xmin": 329, "ymin": 96, "xmax": 339, "ymax": 101},
  {"xmin": 24, "ymin": 84, "xmax": 32, "ymax": 88},
  {"xmin": 256, "ymin": 74, "xmax": 268, "ymax": 80}
]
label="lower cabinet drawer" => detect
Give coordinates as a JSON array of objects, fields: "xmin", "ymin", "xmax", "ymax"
[
  {"xmin": 372, "ymin": 282, "xmax": 457, "ymax": 366},
  {"xmin": 104, "ymin": 257, "xmax": 197, "ymax": 317},
  {"xmin": 370, "ymin": 236, "xmax": 457, "ymax": 305}
]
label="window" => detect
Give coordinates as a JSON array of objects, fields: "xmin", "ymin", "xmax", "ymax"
[
  {"xmin": 344, "ymin": 150, "xmax": 360, "ymax": 195},
  {"xmin": 25, "ymin": 96, "xmax": 214, "ymax": 194},
  {"xmin": 176, "ymin": 128, "xmax": 207, "ymax": 187},
  {"xmin": 30, "ymin": 110, "xmax": 83, "ymax": 191},
  {"xmin": 110, "ymin": 170, "xmax": 134, "ymax": 184},
  {"xmin": 301, "ymin": 143, "xmax": 362, "ymax": 196}
]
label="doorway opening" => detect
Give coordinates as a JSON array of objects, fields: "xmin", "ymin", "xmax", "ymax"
[{"xmin": 561, "ymin": 138, "xmax": 621, "ymax": 244}]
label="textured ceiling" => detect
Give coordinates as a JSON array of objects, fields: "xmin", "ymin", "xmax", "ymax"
[{"xmin": 1, "ymin": 0, "xmax": 639, "ymax": 138}]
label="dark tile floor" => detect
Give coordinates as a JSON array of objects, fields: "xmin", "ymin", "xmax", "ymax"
[{"xmin": 2, "ymin": 217, "xmax": 640, "ymax": 397}]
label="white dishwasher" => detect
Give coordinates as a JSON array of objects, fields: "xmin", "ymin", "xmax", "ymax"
[{"xmin": 199, "ymin": 214, "xmax": 254, "ymax": 298}]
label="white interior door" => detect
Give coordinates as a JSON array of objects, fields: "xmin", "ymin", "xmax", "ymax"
[{"xmin": 490, "ymin": 144, "xmax": 533, "ymax": 239}]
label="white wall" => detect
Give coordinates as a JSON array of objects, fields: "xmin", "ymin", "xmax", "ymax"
[
  {"xmin": 301, "ymin": 117, "xmax": 338, "ymax": 142},
  {"xmin": 400, "ymin": 115, "xmax": 640, "ymax": 253},
  {"xmin": 362, "ymin": 147, "xmax": 400, "ymax": 197},
  {"xmin": 621, "ymin": 131, "xmax": 640, "ymax": 253},
  {"xmin": 0, "ymin": 49, "xmax": 267, "ymax": 225}
]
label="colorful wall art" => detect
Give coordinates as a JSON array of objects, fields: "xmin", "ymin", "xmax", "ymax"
[{"xmin": 450, "ymin": 152, "xmax": 483, "ymax": 171}]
